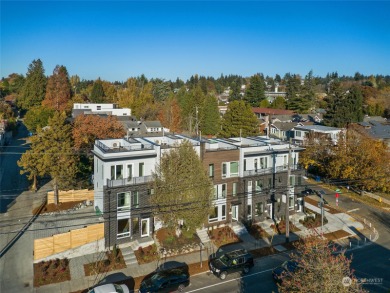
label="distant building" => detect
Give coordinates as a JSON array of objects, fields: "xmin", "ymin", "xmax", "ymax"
[
  {"xmin": 291, "ymin": 125, "xmax": 343, "ymax": 145},
  {"xmin": 121, "ymin": 120, "xmax": 164, "ymax": 137},
  {"xmin": 72, "ymin": 103, "xmax": 131, "ymax": 119},
  {"xmin": 357, "ymin": 116, "xmax": 390, "ymax": 148}
]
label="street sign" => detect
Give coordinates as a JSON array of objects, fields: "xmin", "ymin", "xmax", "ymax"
[{"xmin": 335, "ymin": 193, "xmax": 339, "ymax": 198}]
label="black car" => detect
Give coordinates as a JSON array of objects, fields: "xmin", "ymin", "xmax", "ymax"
[
  {"xmin": 139, "ymin": 267, "xmax": 190, "ymax": 293},
  {"xmin": 209, "ymin": 249, "xmax": 254, "ymax": 280},
  {"xmin": 272, "ymin": 260, "xmax": 299, "ymax": 283},
  {"xmin": 301, "ymin": 188, "xmax": 315, "ymax": 196}
]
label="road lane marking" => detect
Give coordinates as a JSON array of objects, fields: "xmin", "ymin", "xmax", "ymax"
[
  {"xmin": 347, "ymin": 208, "xmax": 360, "ymax": 213},
  {"xmin": 186, "ymin": 268, "xmax": 274, "ymax": 292}
]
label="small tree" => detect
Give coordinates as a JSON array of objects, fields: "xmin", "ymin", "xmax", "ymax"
[
  {"xmin": 279, "ymin": 235, "xmax": 366, "ymax": 292},
  {"xmin": 151, "ymin": 140, "xmax": 213, "ymax": 233}
]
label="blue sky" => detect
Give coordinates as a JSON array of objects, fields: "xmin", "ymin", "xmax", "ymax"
[{"xmin": 1, "ymin": 1, "xmax": 390, "ymax": 82}]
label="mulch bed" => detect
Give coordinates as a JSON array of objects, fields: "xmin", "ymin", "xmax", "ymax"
[
  {"xmin": 270, "ymin": 220, "xmax": 300, "ymax": 235},
  {"xmin": 248, "ymin": 224, "xmax": 270, "ymax": 239},
  {"xmin": 134, "ymin": 244, "xmax": 159, "ymax": 264},
  {"xmin": 34, "ymin": 258, "xmax": 71, "ymax": 287},
  {"xmin": 208, "ymin": 226, "xmax": 241, "ymax": 248},
  {"xmin": 323, "ymin": 230, "xmax": 351, "ymax": 241},
  {"xmin": 305, "ymin": 197, "xmax": 340, "ymax": 214},
  {"xmin": 33, "ymin": 200, "xmax": 85, "ymax": 215},
  {"xmin": 84, "ymin": 249, "xmax": 126, "ymax": 276}
]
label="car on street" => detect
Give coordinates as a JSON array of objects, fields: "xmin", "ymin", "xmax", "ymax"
[
  {"xmin": 139, "ymin": 267, "xmax": 190, "ymax": 293},
  {"xmin": 209, "ymin": 249, "xmax": 254, "ymax": 280},
  {"xmin": 88, "ymin": 283, "xmax": 129, "ymax": 293},
  {"xmin": 301, "ymin": 188, "xmax": 315, "ymax": 196},
  {"xmin": 272, "ymin": 260, "xmax": 299, "ymax": 283}
]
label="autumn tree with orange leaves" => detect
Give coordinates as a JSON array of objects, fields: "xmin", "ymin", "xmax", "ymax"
[
  {"xmin": 72, "ymin": 114, "xmax": 126, "ymax": 150},
  {"xmin": 42, "ymin": 65, "xmax": 72, "ymax": 112},
  {"xmin": 158, "ymin": 97, "xmax": 182, "ymax": 133}
]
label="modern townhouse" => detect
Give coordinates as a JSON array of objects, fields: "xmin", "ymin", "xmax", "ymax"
[
  {"xmin": 291, "ymin": 125, "xmax": 343, "ymax": 145},
  {"xmin": 92, "ymin": 135, "xmax": 305, "ymax": 249}
]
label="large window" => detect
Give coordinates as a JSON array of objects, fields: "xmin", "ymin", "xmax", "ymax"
[
  {"xmin": 214, "ymin": 184, "xmax": 227, "ymax": 199},
  {"xmin": 255, "ymin": 180, "xmax": 263, "ymax": 193},
  {"xmin": 289, "ymin": 195, "xmax": 294, "ymax": 209},
  {"xmin": 222, "ymin": 163, "xmax": 227, "ymax": 178},
  {"xmin": 139, "ymin": 162, "xmax": 144, "ymax": 177},
  {"xmin": 247, "ymin": 204, "xmax": 252, "ymax": 219},
  {"xmin": 132, "ymin": 191, "xmax": 139, "ymax": 208},
  {"xmin": 230, "ymin": 162, "xmax": 239, "ymax": 176},
  {"xmin": 244, "ymin": 159, "xmax": 247, "ymax": 171},
  {"xmin": 111, "ymin": 165, "xmax": 123, "ymax": 180},
  {"xmin": 222, "ymin": 205, "xmax": 226, "ymax": 220},
  {"xmin": 222, "ymin": 161, "xmax": 239, "ymax": 178},
  {"xmin": 117, "ymin": 192, "xmax": 130, "ymax": 211},
  {"xmin": 117, "ymin": 218, "xmax": 130, "ymax": 238},
  {"xmin": 132, "ymin": 217, "xmax": 139, "ymax": 235},
  {"xmin": 255, "ymin": 202, "xmax": 264, "ymax": 216},
  {"xmin": 254, "ymin": 159, "xmax": 258, "ymax": 170},
  {"xmin": 209, "ymin": 206, "xmax": 219, "ymax": 222},
  {"xmin": 260, "ymin": 157, "xmax": 268, "ymax": 169},
  {"xmin": 127, "ymin": 164, "xmax": 133, "ymax": 180},
  {"xmin": 209, "ymin": 164, "xmax": 214, "ymax": 178},
  {"xmin": 222, "ymin": 184, "xmax": 227, "ymax": 198},
  {"xmin": 232, "ymin": 182, "xmax": 237, "ymax": 197}
]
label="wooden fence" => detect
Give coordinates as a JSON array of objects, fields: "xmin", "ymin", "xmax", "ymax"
[
  {"xmin": 34, "ymin": 223, "xmax": 104, "ymax": 260},
  {"xmin": 47, "ymin": 189, "xmax": 94, "ymax": 204}
]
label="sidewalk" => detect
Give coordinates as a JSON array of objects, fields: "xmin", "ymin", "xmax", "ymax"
[{"xmin": 33, "ymin": 201, "xmax": 379, "ymax": 293}]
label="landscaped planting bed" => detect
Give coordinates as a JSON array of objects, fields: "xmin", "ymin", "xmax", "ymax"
[
  {"xmin": 155, "ymin": 228, "xmax": 200, "ymax": 256},
  {"xmin": 248, "ymin": 224, "xmax": 270, "ymax": 239},
  {"xmin": 270, "ymin": 220, "xmax": 300, "ymax": 235},
  {"xmin": 34, "ymin": 258, "xmax": 71, "ymax": 287},
  {"xmin": 208, "ymin": 226, "xmax": 241, "ymax": 248},
  {"xmin": 134, "ymin": 244, "xmax": 159, "ymax": 264},
  {"xmin": 84, "ymin": 247, "xmax": 126, "ymax": 276}
]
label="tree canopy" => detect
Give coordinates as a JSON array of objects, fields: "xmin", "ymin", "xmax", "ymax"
[
  {"xmin": 279, "ymin": 235, "xmax": 366, "ymax": 292},
  {"xmin": 23, "ymin": 106, "xmax": 55, "ymax": 133},
  {"xmin": 201, "ymin": 94, "xmax": 220, "ymax": 136},
  {"xmin": 90, "ymin": 78, "xmax": 105, "ymax": 103},
  {"xmin": 151, "ymin": 140, "xmax": 213, "ymax": 233},
  {"xmin": 18, "ymin": 59, "xmax": 47, "ymax": 110},
  {"xmin": 219, "ymin": 100, "xmax": 260, "ymax": 138},
  {"xmin": 244, "ymin": 74, "xmax": 266, "ymax": 106}
]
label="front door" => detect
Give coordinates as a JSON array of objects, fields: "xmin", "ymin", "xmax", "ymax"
[
  {"xmin": 232, "ymin": 205, "xmax": 238, "ymax": 221},
  {"xmin": 141, "ymin": 218, "xmax": 149, "ymax": 237}
]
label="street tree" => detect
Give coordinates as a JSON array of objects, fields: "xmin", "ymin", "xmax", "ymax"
[
  {"xmin": 42, "ymin": 65, "xmax": 72, "ymax": 112},
  {"xmin": 18, "ymin": 59, "xmax": 47, "ymax": 110},
  {"xmin": 23, "ymin": 106, "xmax": 55, "ymax": 133},
  {"xmin": 21, "ymin": 112, "xmax": 78, "ymax": 204},
  {"xmin": 151, "ymin": 140, "xmax": 213, "ymax": 233},
  {"xmin": 219, "ymin": 100, "xmax": 260, "ymax": 138},
  {"xmin": 244, "ymin": 74, "xmax": 266, "ymax": 106},
  {"xmin": 278, "ymin": 235, "xmax": 366, "ymax": 293}
]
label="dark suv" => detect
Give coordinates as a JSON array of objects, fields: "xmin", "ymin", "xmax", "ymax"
[
  {"xmin": 139, "ymin": 267, "xmax": 190, "ymax": 293},
  {"xmin": 209, "ymin": 249, "xmax": 254, "ymax": 280}
]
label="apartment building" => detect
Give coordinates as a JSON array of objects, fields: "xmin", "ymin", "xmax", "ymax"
[{"xmin": 92, "ymin": 135, "xmax": 305, "ymax": 248}]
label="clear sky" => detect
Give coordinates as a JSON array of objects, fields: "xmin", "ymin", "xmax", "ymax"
[{"xmin": 1, "ymin": 1, "xmax": 390, "ymax": 82}]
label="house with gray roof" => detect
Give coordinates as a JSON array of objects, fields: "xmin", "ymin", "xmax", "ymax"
[
  {"xmin": 291, "ymin": 125, "xmax": 343, "ymax": 145},
  {"xmin": 357, "ymin": 116, "xmax": 390, "ymax": 148}
]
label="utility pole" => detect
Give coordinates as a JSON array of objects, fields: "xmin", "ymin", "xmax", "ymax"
[
  {"xmin": 195, "ymin": 106, "xmax": 199, "ymax": 137},
  {"xmin": 285, "ymin": 140, "xmax": 292, "ymax": 243}
]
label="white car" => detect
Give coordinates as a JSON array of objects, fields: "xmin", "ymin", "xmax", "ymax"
[{"xmin": 88, "ymin": 283, "xmax": 129, "ymax": 293}]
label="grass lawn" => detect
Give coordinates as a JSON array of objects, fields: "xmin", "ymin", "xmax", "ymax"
[{"xmin": 34, "ymin": 258, "xmax": 71, "ymax": 287}]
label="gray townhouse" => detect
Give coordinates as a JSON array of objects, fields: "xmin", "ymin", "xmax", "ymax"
[{"xmin": 92, "ymin": 135, "xmax": 305, "ymax": 249}]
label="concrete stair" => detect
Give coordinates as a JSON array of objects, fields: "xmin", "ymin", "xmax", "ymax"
[
  {"xmin": 121, "ymin": 246, "xmax": 138, "ymax": 266},
  {"xmin": 196, "ymin": 228, "xmax": 211, "ymax": 244}
]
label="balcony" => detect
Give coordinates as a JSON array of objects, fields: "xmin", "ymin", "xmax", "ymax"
[
  {"xmin": 274, "ymin": 164, "xmax": 303, "ymax": 173},
  {"xmin": 243, "ymin": 167, "xmax": 273, "ymax": 177},
  {"xmin": 107, "ymin": 175, "xmax": 153, "ymax": 188}
]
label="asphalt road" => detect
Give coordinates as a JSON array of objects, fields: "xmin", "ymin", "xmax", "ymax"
[{"xmin": 0, "ymin": 123, "xmax": 30, "ymax": 213}]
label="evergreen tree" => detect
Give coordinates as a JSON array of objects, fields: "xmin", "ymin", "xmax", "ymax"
[
  {"xmin": 301, "ymin": 70, "xmax": 317, "ymax": 110},
  {"xmin": 90, "ymin": 78, "xmax": 105, "ymax": 103},
  {"xmin": 229, "ymin": 81, "xmax": 241, "ymax": 101},
  {"xmin": 270, "ymin": 96, "xmax": 286, "ymax": 109},
  {"xmin": 23, "ymin": 106, "xmax": 55, "ymax": 133},
  {"xmin": 201, "ymin": 94, "xmax": 220, "ymax": 136},
  {"xmin": 244, "ymin": 74, "xmax": 265, "ymax": 106},
  {"xmin": 42, "ymin": 65, "xmax": 72, "ymax": 112},
  {"xmin": 219, "ymin": 100, "xmax": 260, "ymax": 138},
  {"xmin": 286, "ymin": 74, "xmax": 309, "ymax": 112},
  {"xmin": 151, "ymin": 140, "xmax": 213, "ymax": 233},
  {"xmin": 18, "ymin": 59, "xmax": 47, "ymax": 110}
]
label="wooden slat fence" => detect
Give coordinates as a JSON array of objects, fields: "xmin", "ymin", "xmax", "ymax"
[
  {"xmin": 47, "ymin": 189, "xmax": 94, "ymax": 204},
  {"xmin": 33, "ymin": 223, "xmax": 104, "ymax": 260}
]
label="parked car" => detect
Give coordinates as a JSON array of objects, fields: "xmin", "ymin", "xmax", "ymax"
[
  {"xmin": 209, "ymin": 249, "xmax": 254, "ymax": 280},
  {"xmin": 88, "ymin": 283, "xmax": 129, "ymax": 293},
  {"xmin": 272, "ymin": 260, "xmax": 299, "ymax": 283},
  {"xmin": 301, "ymin": 188, "xmax": 315, "ymax": 196},
  {"xmin": 139, "ymin": 267, "xmax": 190, "ymax": 293}
]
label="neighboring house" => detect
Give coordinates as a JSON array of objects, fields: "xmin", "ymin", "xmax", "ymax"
[
  {"xmin": 252, "ymin": 108, "xmax": 295, "ymax": 119},
  {"xmin": 291, "ymin": 125, "xmax": 343, "ymax": 145},
  {"xmin": 92, "ymin": 135, "xmax": 305, "ymax": 249},
  {"xmin": 122, "ymin": 120, "xmax": 164, "ymax": 137},
  {"xmin": 72, "ymin": 103, "xmax": 131, "ymax": 118},
  {"xmin": 357, "ymin": 116, "xmax": 390, "ymax": 148},
  {"xmin": 269, "ymin": 122, "xmax": 312, "ymax": 141}
]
